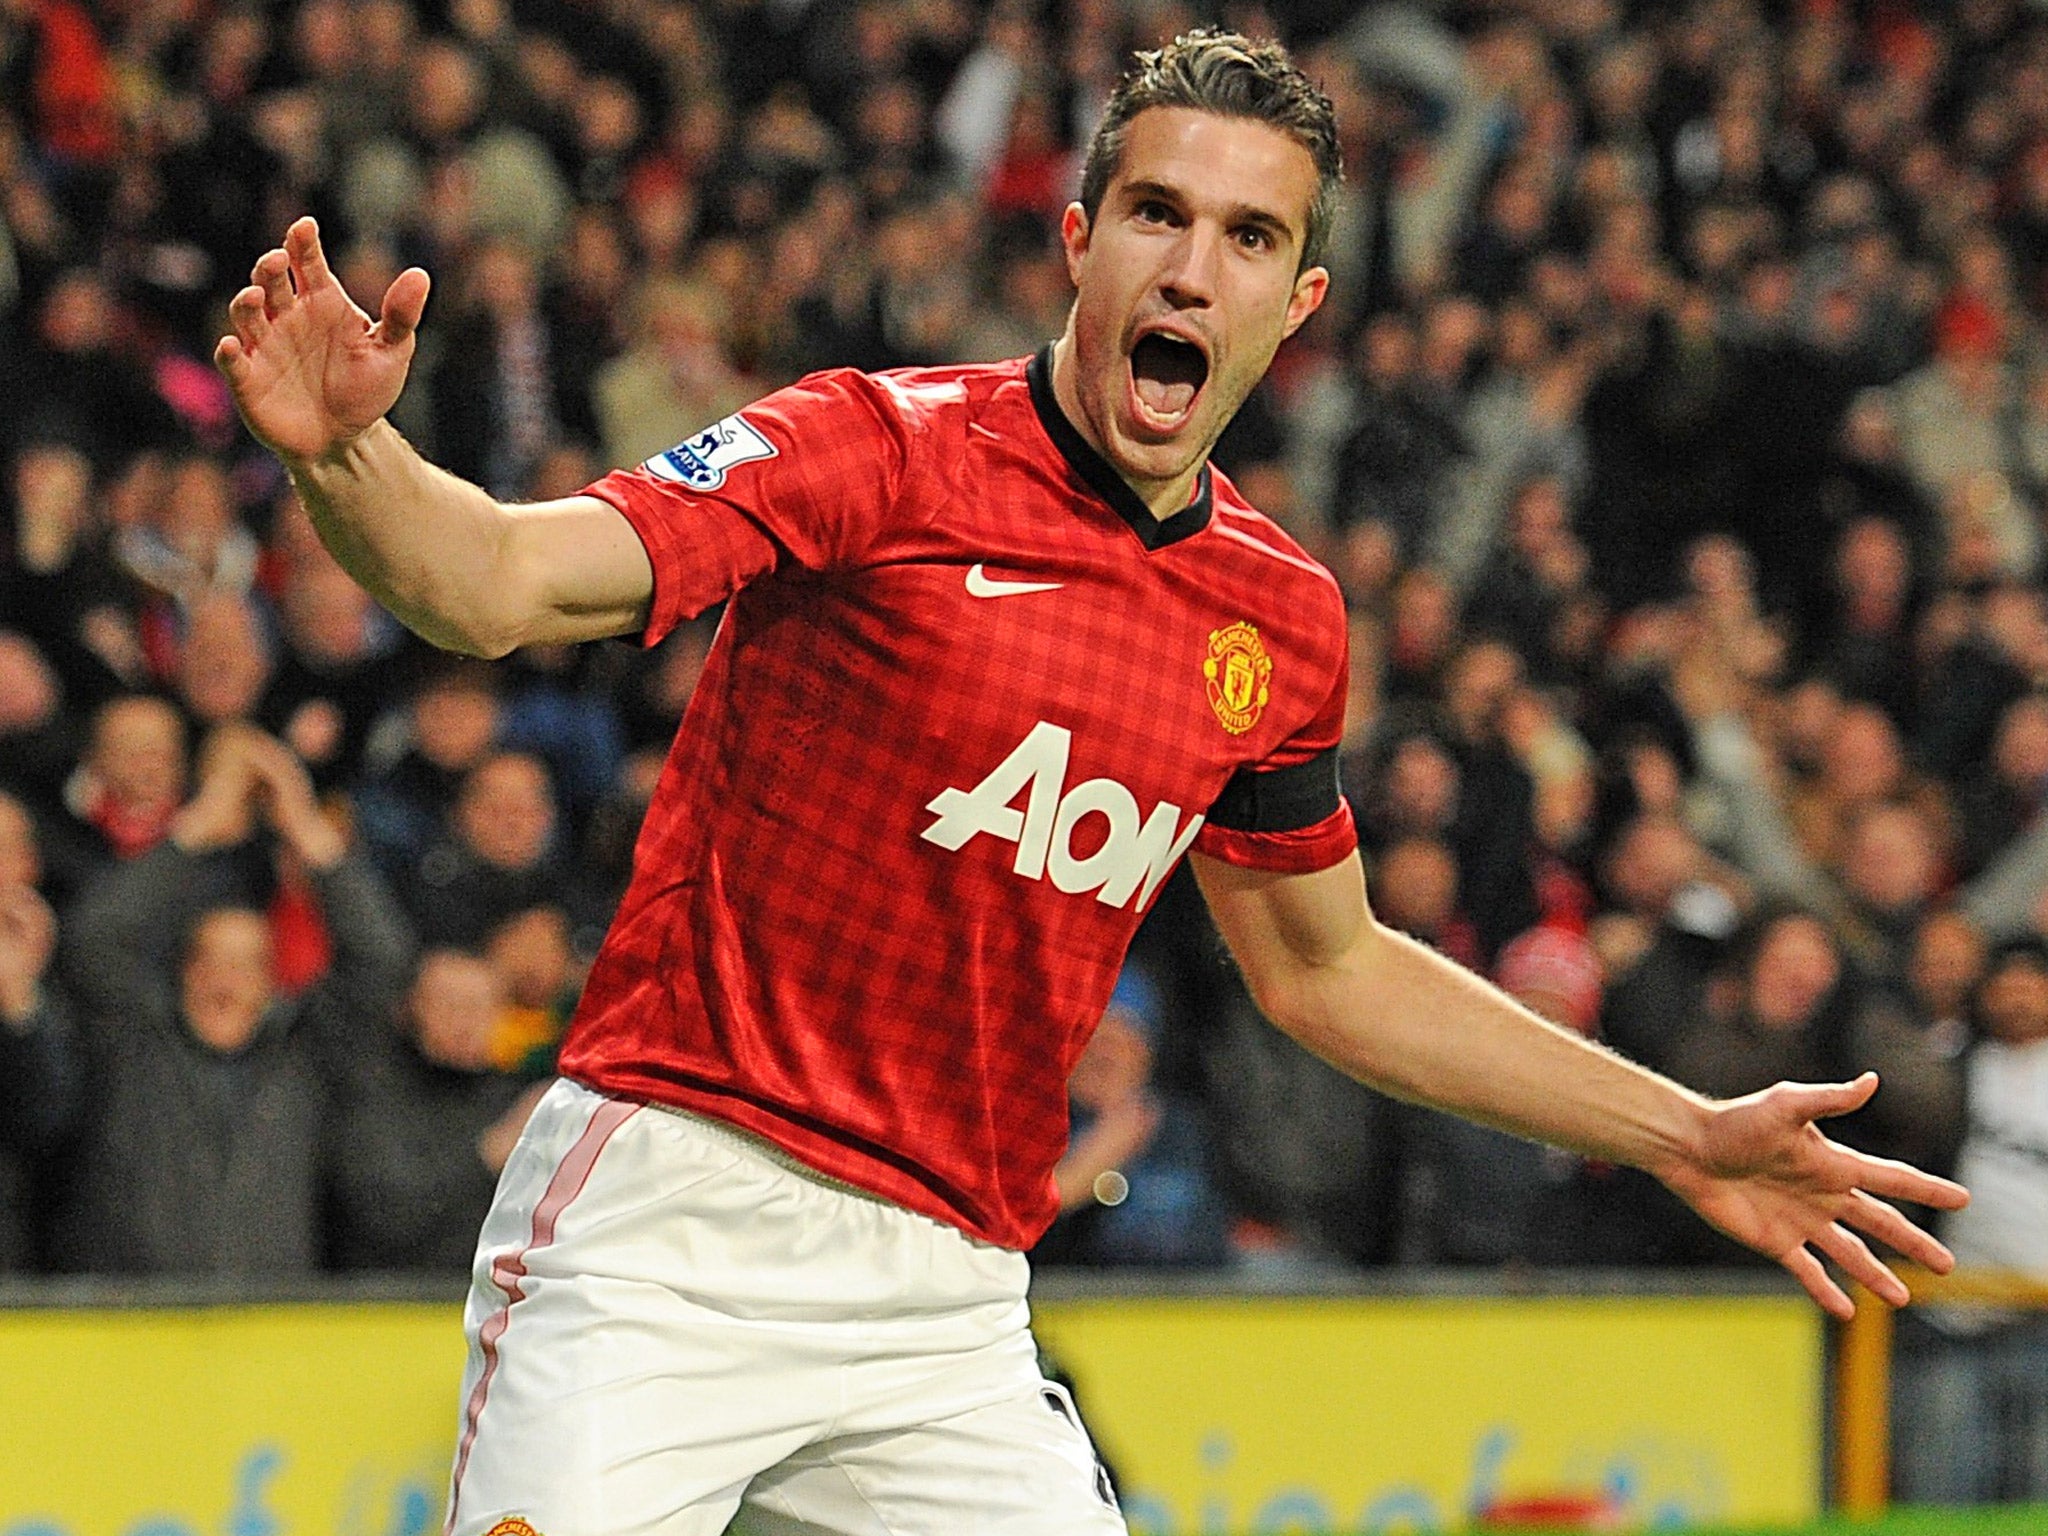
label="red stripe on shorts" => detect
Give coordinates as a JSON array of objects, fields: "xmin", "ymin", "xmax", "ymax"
[{"xmin": 445, "ymin": 1095, "xmax": 639, "ymax": 1533}]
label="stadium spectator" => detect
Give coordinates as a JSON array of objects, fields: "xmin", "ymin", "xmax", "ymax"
[
  {"xmin": 33, "ymin": 726, "xmax": 412, "ymax": 1274},
  {"xmin": 327, "ymin": 947, "xmax": 541, "ymax": 1273},
  {"xmin": 352, "ymin": 657, "xmax": 503, "ymax": 873},
  {"xmin": 1820, "ymin": 388, "xmax": 1938, "ymax": 539},
  {"xmin": 1953, "ymin": 692, "xmax": 2048, "ymax": 881},
  {"xmin": 61, "ymin": 693, "xmax": 185, "ymax": 872},
  {"xmin": 1908, "ymin": 909, "xmax": 1987, "ymax": 1065},
  {"xmin": 114, "ymin": 452, "xmax": 259, "ymax": 615},
  {"xmin": 400, "ymin": 749, "xmax": 568, "ymax": 948},
  {"xmin": 1806, "ymin": 514, "xmax": 1921, "ymax": 730},
  {"xmin": 2, "ymin": 437, "xmax": 138, "ymax": 709},
  {"xmin": 480, "ymin": 903, "xmax": 580, "ymax": 1079},
  {"xmin": 1598, "ymin": 812, "xmax": 1747, "ymax": 1050},
  {"xmin": 262, "ymin": 540, "xmax": 407, "ymax": 789},
  {"xmin": 1496, "ymin": 681, "xmax": 1598, "ymax": 920},
  {"xmin": 1891, "ymin": 293, "xmax": 2035, "ymax": 576},
  {"xmin": 1461, "ymin": 475, "xmax": 1595, "ymax": 684},
  {"xmin": 1784, "ymin": 702, "xmax": 1946, "ymax": 878},
  {"xmin": 1353, "ymin": 716, "xmax": 1458, "ymax": 853},
  {"xmin": 1329, "ymin": 310, "xmax": 1462, "ymax": 560},
  {"xmin": 429, "ymin": 239, "xmax": 594, "ymax": 499},
  {"xmin": 4, "ymin": 269, "xmax": 184, "ymax": 472},
  {"xmin": 1047, "ymin": 980, "xmax": 1158, "ymax": 1230},
  {"xmin": 169, "ymin": 590, "xmax": 274, "ymax": 732},
  {"xmin": 1197, "ymin": 970, "xmax": 1405, "ymax": 1272},
  {"xmin": 1441, "ymin": 317, "xmax": 1592, "ymax": 595},
  {"xmin": 1039, "ymin": 965, "xmax": 1229, "ymax": 1269},
  {"xmin": 491, "ymin": 644, "xmax": 631, "ymax": 835},
  {"xmin": 1435, "ymin": 639, "xmax": 1542, "ymax": 961},
  {"xmin": 1370, "ymin": 833, "xmax": 1482, "ymax": 975},
  {"xmin": 1398, "ymin": 922, "xmax": 1607, "ymax": 1267},
  {"xmin": 1894, "ymin": 937, "xmax": 2048, "ymax": 1504},
  {"xmin": 1379, "ymin": 564, "xmax": 1460, "ymax": 701},
  {"xmin": 592, "ymin": 272, "xmax": 752, "ymax": 473}
]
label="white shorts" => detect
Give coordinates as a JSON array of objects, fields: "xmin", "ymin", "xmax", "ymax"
[{"xmin": 444, "ymin": 1078, "xmax": 1126, "ymax": 1536}]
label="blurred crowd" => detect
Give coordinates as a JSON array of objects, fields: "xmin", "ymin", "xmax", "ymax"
[{"xmin": 6, "ymin": 0, "xmax": 2048, "ymax": 1501}]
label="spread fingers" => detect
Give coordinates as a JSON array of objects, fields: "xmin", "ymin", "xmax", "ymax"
[
  {"xmin": 1784, "ymin": 1246, "xmax": 1854, "ymax": 1320},
  {"xmin": 285, "ymin": 216, "xmax": 337, "ymax": 293},
  {"xmin": 251, "ymin": 248, "xmax": 294, "ymax": 318},
  {"xmin": 227, "ymin": 285, "xmax": 271, "ymax": 348},
  {"xmin": 1814, "ymin": 1220, "xmax": 1908, "ymax": 1309},
  {"xmin": 1846, "ymin": 1188, "xmax": 1955, "ymax": 1275}
]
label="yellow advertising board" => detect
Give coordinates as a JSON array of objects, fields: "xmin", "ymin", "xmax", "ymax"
[
  {"xmin": 1033, "ymin": 1293, "xmax": 1822, "ymax": 1534},
  {"xmin": 0, "ymin": 1303, "xmax": 465, "ymax": 1536},
  {"xmin": 0, "ymin": 1291, "xmax": 1819, "ymax": 1534}
]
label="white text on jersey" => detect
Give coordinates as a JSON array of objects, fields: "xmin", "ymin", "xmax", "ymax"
[{"xmin": 920, "ymin": 722, "xmax": 1203, "ymax": 912}]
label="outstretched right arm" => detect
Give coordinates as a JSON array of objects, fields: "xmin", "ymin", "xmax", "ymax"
[{"xmin": 215, "ymin": 218, "xmax": 652, "ymax": 657}]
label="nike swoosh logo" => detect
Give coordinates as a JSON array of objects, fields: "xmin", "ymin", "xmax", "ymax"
[{"xmin": 966, "ymin": 564, "xmax": 1063, "ymax": 598}]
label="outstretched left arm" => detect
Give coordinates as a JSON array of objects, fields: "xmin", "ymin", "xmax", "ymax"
[{"xmin": 1191, "ymin": 850, "xmax": 1970, "ymax": 1318}]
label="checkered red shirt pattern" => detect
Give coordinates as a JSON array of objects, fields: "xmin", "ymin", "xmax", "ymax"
[{"xmin": 561, "ymin": 355, "xmax": 1355, "ymax": 1248}]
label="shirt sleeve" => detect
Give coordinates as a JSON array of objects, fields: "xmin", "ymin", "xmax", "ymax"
[
  {"xmin": 579, "ymin": 368, "xmax": 914, "ymax": 645},
  {"xmin": 1193, "ymin": 632, "xmax": 1357, "ymax": 875}
]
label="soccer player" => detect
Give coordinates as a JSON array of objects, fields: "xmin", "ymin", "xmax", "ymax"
[{"xmin": 215, "ymin": 32, "xmax": 1966, "ymax": 1536}]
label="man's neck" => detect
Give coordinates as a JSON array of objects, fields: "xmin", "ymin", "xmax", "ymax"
[{"xmin": 1047, "ymin": 334, "xmax": 1205, "ymax": 520}]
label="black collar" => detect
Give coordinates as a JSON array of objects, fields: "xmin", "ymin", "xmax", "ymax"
[{"xmin": 1026, "ymin": 345, "xmax": 1212, "ymax": 551}]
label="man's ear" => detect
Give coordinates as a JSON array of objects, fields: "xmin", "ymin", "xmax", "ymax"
[
  {"xmin": 1060, "ymin": 201, "xmax": 1091, "ymax": 286},
  {"xmin": 1282, "ymin": 265, "xmax": 1330, "ymax": 341}
]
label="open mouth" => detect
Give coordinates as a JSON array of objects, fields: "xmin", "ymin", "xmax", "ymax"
[{"xmin": 1128, "ymin": 331, "xmax": 1209, "ymax": 431}]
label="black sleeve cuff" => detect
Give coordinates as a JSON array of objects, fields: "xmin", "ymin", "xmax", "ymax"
[{"xmin": 1205, "ymin": 747, "xmax": 1343, "ymax": 833}]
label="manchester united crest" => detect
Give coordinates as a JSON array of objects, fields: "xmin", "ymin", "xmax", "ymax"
[
  {"xmin": 1204, "ymin": 622, "xmax": 1273, "ymax": 734},
  {"xmin": 485, "ymin": 1520, "xmax": 542, "ymax": 1536}
]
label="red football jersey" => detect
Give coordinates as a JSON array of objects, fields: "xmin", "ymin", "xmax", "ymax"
[{"xmin": 560, "ymin": 349, "xmax": 1356, "ymax": 1249}]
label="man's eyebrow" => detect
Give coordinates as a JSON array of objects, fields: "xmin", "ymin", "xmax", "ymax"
[{"xmin": 1119, "ymin": 178, "xmax": 1300, "ymax": 246}]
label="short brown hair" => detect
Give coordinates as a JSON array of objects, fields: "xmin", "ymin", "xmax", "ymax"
[{"xmin": 1078, "ymin": 30, "xmax": 1343, "ymax": 272}]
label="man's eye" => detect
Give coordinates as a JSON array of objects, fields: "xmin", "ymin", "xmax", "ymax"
[
  {"xmin": 1136, "ymin": 201, "xmax": 1172, "ymax": 223},
  {"xmin": 1236, "ymin": 227, "xmax": 1272, "ymax": 252}
]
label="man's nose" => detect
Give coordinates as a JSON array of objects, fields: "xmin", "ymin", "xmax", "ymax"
[{"xmin": 1158, "ymin": 226, "xmax": 1221, "ymax": 309}]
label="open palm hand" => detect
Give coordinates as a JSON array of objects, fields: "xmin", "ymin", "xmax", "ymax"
[
  {"xmin": 1661, "ymin": 1074, "xmax": 1969, "ymax": 1318},
  {"xmin": 214, "ymin": 218, "xmax": 431, "ymax": 462}
]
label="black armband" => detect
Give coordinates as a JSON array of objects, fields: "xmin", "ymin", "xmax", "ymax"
[{"xmin": 1204, "ymin": 747, "xmax": 1343, "ymax": 833}]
